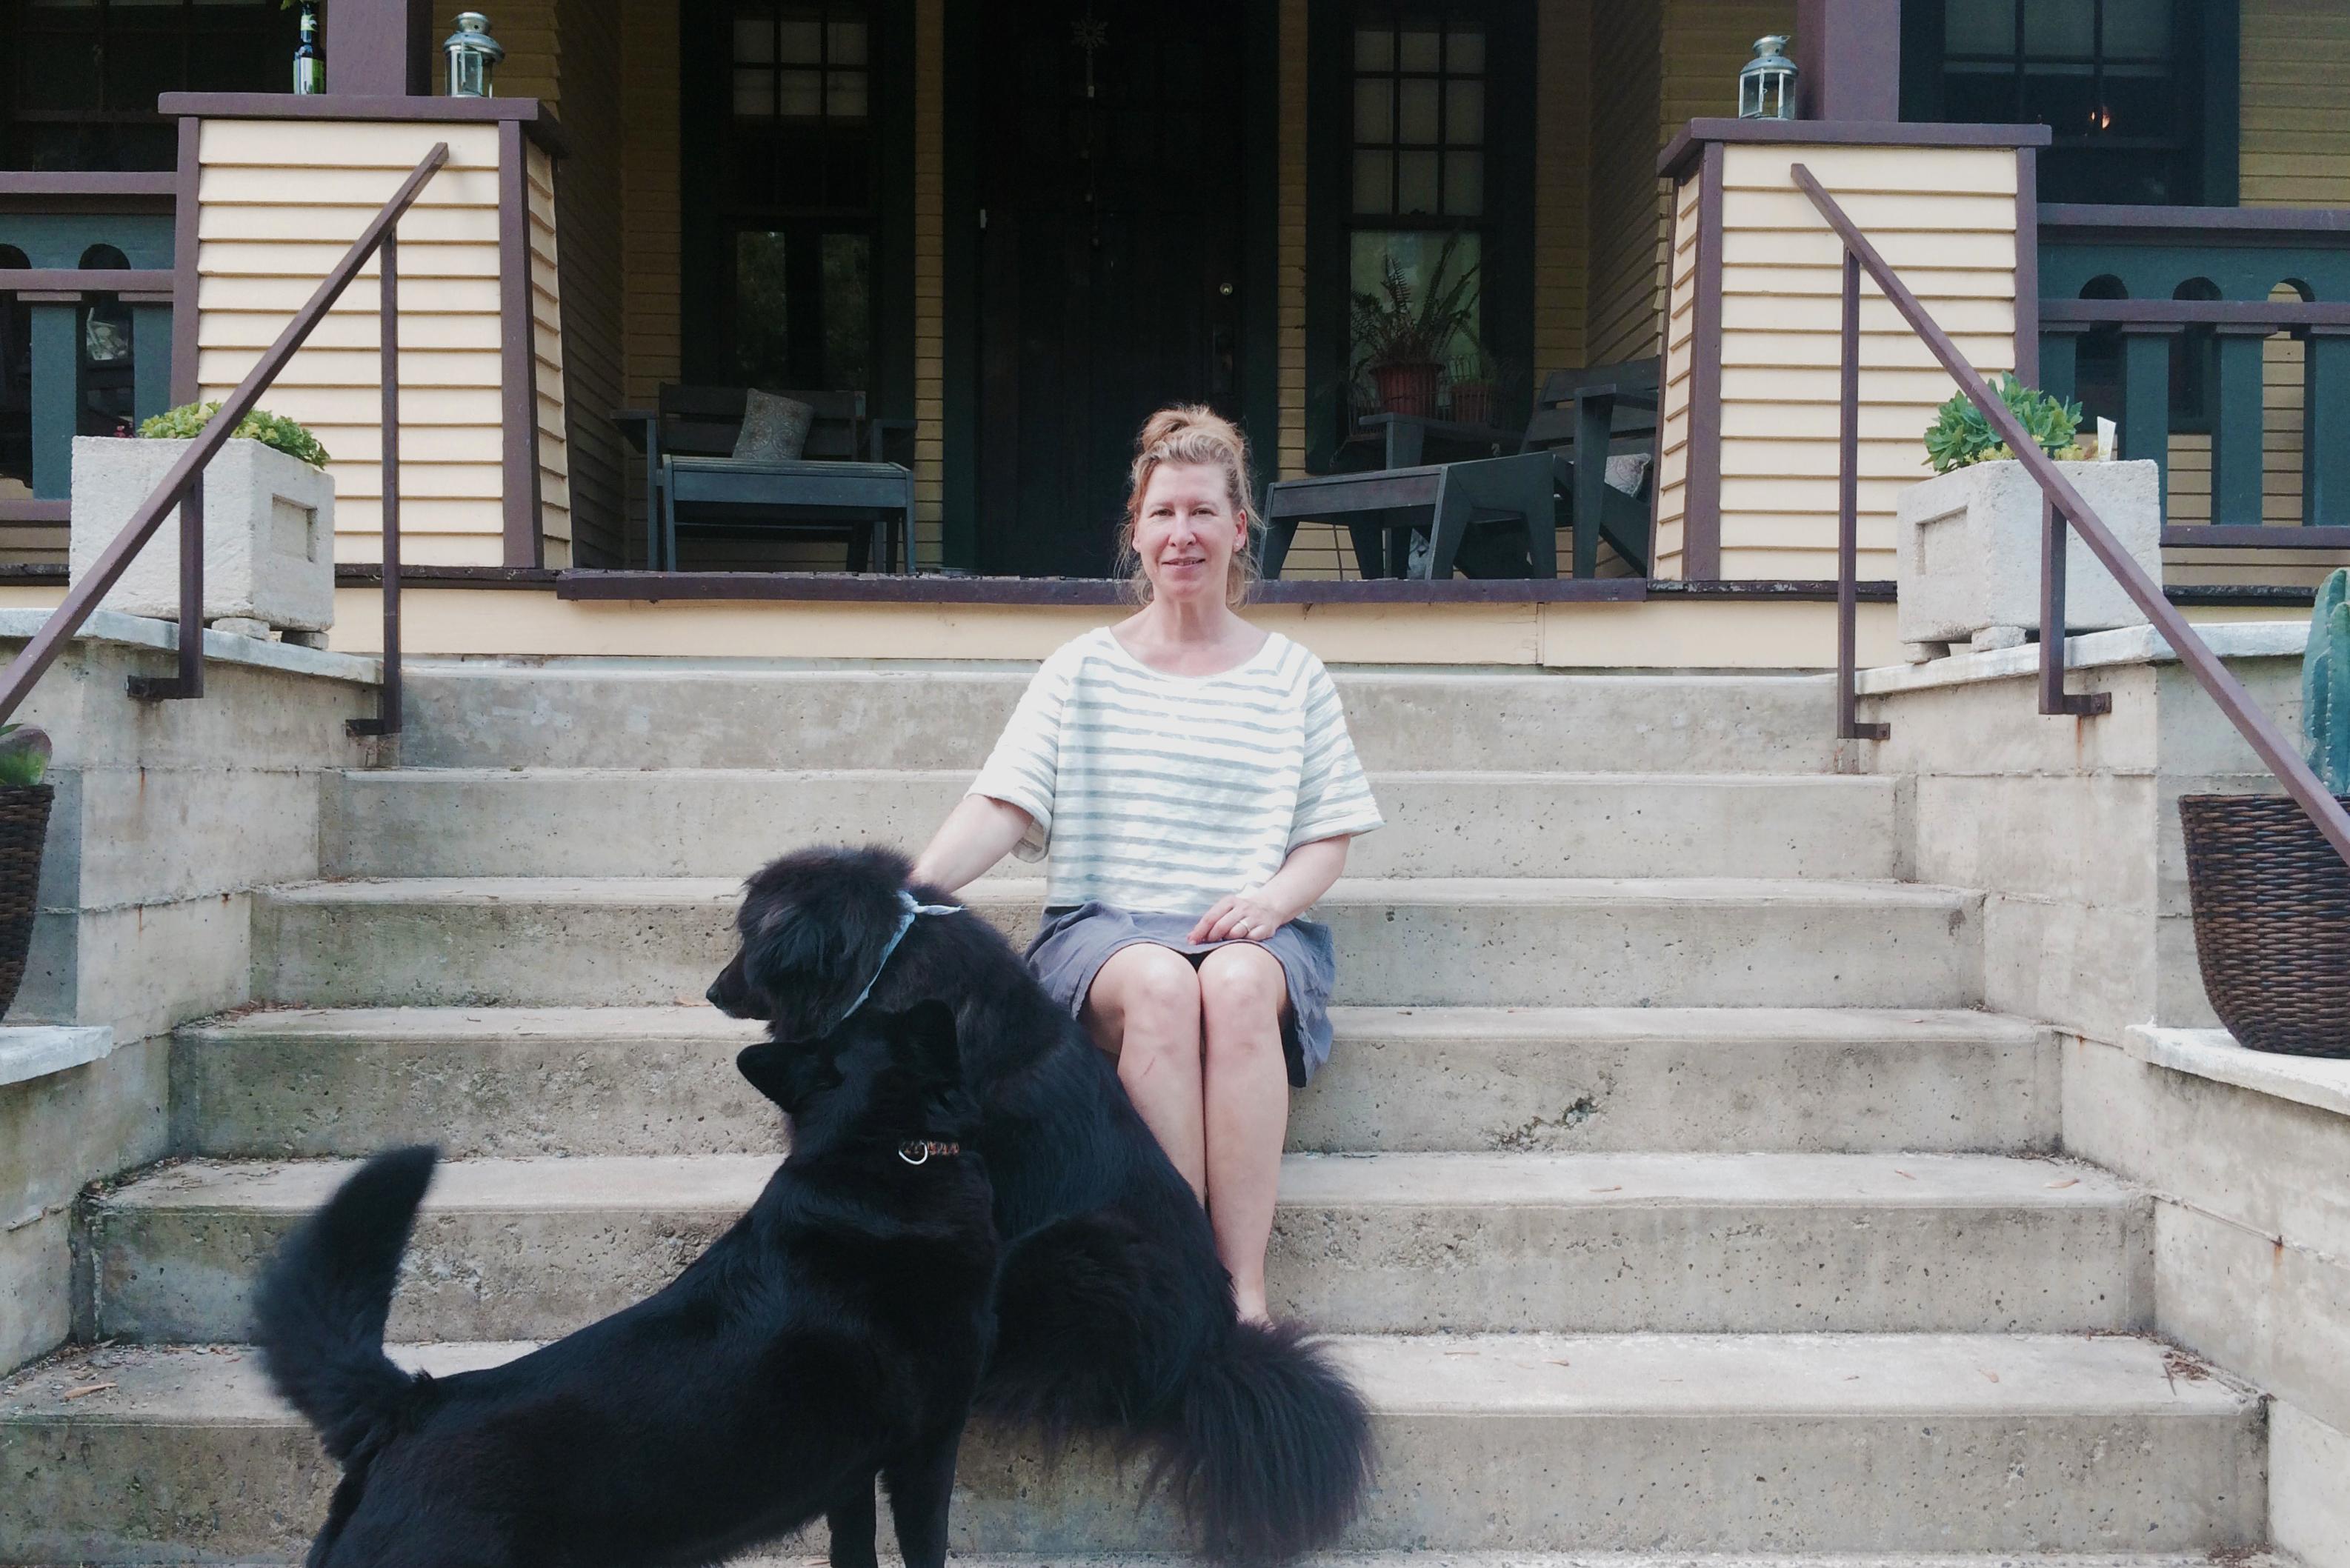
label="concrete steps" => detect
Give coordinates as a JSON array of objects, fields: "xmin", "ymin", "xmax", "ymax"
[
  {"xmin": 76, "ymin": 1151, "xmax": 2148, "ymax": 1343},
  {"xmin": 249, "ymin": 876, "xmax": 1983, "ymax": 1010},
  {"xmin": 0, "ymin": 1335, "xmax": 2264, "ymax": 1560},
  {"xmin": 322, "ymin": 769, "xmax": 1903, "ymax": 880},
  {"xmin": 395, "ymin": 664, "xmax": 1851, "ymax": 774},
  {"xmin": 170, "ymin": 1004, "xmax": 2057, "ymax": 1159}
]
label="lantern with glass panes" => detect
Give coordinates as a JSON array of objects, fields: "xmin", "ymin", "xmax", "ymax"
[
  {"xmin": 444, "ymin": 13, "xmax": 505, "ymax": 97},
  {"xmin": 1738, "ymin": 35, "xmax": 1797, "ymax": 120}
]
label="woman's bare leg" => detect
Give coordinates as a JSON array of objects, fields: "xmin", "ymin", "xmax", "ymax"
[
  {"xmin": 1195, "ymin": 943, "xmax": 1291, "ymax": 1324},
  {"xmin": 1081, "ymin": 943, "xmax": 1206, "ymax": 1201}
]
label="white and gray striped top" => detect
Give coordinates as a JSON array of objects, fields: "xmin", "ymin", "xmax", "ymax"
[{"xmin": 968, "ymin": 627, "xmax": 1384, "ymax": 915}]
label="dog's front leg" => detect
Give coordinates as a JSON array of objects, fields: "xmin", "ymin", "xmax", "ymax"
[
  {"xmin": 880, "ymin": 1421, "xmax": 967, "ymax": 1568},
  {"xmin": 825, "ymin": 1478, "xmax": 879, "ymax": 1568}
]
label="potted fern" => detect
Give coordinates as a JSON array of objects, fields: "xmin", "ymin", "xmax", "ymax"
[
  {"xmin": 2178, "ymin": 567, "xmax": 2350, "ymax": 1057},
  {"xmin": 0, "ymin": 724, "xmax": 53, "ymax": 1018},
  {"xmin": 1351, "ymin": 236, "xmax": 1480, "ymax": 421},
  {"xmin": 68, "ymin": 401, "xmax": 336, "ymax": 641},
  {"xmin": 1894, "ymin": 375, "xmax": 2163, "ymax": 655}
]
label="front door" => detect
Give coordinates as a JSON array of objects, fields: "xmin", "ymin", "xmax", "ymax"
[{"xmin": 975, "ymin": 0, "xmax": 1246, "ymax": 578}]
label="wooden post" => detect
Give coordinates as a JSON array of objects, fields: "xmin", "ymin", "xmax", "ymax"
[
  {"xmin": 1793, "ymin": 0, "xmax": 1902, "ymax": 121},
  {"xmin": 24, "ymin": 299, "xmax": 80, "ymax": 500},
  {"xmin": 328, "ymin": 0, "xmax": 436, "ymax": 96}
]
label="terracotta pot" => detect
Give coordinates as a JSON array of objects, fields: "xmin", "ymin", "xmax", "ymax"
[
  {"xmin": 1371, "ymin": 361, "xmax": 1442, "ymax": 419},
  {"xmin": 1449, "ymin": 379, "xmax": 1499, "ymax": 428}
]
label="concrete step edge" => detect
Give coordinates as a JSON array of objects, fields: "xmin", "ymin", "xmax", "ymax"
[
  {"xmin": 87, "ymin": 1152, "xmax": 2139, "ymax": 1218},
  {"xmin": 176, "ymin": 1004, "xmax": 2046, "ymax": 1047}
]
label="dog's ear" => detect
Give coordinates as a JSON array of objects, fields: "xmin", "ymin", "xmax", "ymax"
[
  {"xmin": 730, "ymin": 865, "xmax": 904, "ymax": 1039},
  {"xmin": 736, "ymin": 1038, "xmax": 839, "ymax": 1113}
]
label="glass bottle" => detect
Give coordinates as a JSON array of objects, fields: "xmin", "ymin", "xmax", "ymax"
[{"xmin": 294, "ymin": 1, "xmax": 324, "ymax": 96}]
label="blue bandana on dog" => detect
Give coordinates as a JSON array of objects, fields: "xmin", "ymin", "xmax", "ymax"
[{"xmin": 833, "ymin": 890, "xmax": 960, "ymax": 1028}]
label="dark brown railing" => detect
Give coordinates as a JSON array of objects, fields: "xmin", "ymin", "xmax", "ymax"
[
  {"xmin": 1797, "ymin": 163, "xmax": 2350, "ymax": 871},
  {"xmin": 0, "ymin": 144, "xmax": 447, "ymax": 737}
]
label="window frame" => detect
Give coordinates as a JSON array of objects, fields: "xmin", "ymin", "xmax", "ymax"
[
  {"xmin": 680, "ymin": 0, "xmax": 911, "ymax": 402},
  {"xmin": 1, "ymin": 0, "xmax": 296, "ymax": 171},
  {"xmin": 1305, "ymin": 0, "xmax": 1533, "ymax": 472},
  {"xmin": 1900, "ymin": 0, "xmax": 2239, "ymax": 207}
]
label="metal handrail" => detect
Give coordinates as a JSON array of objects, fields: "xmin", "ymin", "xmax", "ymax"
[
  {"xmin": 1793, "ymin": 162, "xmax": 2350, "ymax": 872},
  {"xmin": 0, "ymin": 143, "xmax": 448, "ymax": 737}
]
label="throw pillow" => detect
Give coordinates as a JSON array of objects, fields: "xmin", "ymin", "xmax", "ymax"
[{"xmin": 732, "ymin": 390, "xmax": 815, "ymax": 462}]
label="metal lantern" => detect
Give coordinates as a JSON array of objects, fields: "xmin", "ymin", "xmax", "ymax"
[
  {"xmin": 444, "ymin": 13, "xmax": 505, "ymax": 98},
  {"xmin": 1739, "ymin": 35, "xmax": 1798, "ymax": 120}
]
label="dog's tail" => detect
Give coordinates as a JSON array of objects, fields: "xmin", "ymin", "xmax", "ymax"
[
  {"xmin": 1154, "ymin": 1318, "xmax": 1374, "ymax": 1564},
  {"xmin": 253, "ymin": 1144, "xmax": 437, "ymax": 1464}
]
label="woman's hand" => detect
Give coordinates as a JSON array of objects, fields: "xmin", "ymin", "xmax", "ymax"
[
  {"xmin": 1191, "ymin": 834, "xmax": 1355, "ymax": 943},
  {"xmin": 1191, "ymin": 890, "xmax": 1299, "ymax": 944}
]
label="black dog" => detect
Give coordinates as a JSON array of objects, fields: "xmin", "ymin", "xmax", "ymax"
[
  {"xmin": 708, "ymin": 846, "xmax": 1374, "ymax": 1564},
  {"xmin": 253, "ymin": 1001, "xmax": 997, "ymax": 1568}
]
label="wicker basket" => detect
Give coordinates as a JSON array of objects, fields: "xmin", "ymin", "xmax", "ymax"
[
  {"xmin": 0, "ymin": 784, "xmax": 52, "ymax": 1018},
  {"xmin": 2178, "ymin": 792, "xmax": 2350, "ymax": 1058}
]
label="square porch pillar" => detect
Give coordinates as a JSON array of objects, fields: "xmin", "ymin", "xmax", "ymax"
[{"xmin": 1652, "ymin": 120, "xmax": 2051, "ymax": 584}]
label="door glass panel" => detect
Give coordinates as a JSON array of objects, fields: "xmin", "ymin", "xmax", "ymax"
[
  {"xmin": 1945, "ymin": 0, "xmax": 2014, "ymax": 53},
  {"xmin": 1446, "ymin": 79, "xmax": 1483, "ymax": 144},
  {"xmin": 2023, "ymin": 0, "xmax": 2094, "ymax": 56},
  {"xmin": 1442, "ymin": 151, "xmax": 1482, "ymax": 216},
  {"xmin": 1354, "ymin": 79, "xmax": 1393, "ymax": 141},
  {"xmin": 1354, "ymin": 25, "xmax": 1392, "ymax": 70},
  {"xmin": 1352, "ymin": 150, "xmax": 1393, "ymax": 215},
  {"xmin": 1445, "ymin": 25, "xmax": 1484, "ymax": 73},
  {"xmin": 1396, "ymin": 151, "xmax": 1439, "ymax": 216},
  {"xmin": 2102, "ymin": 0, "xmax": 2171, "ymax": 57},
  {"xmin": 1397, "ymin": 79, "xmax": 1439, "ymax": 144},
  {"xmin": 1398, "ymin": 27, "xmax": 1439, "ymax": 70}
]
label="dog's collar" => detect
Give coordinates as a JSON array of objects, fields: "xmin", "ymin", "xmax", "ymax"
[
  {"xmin": 896, "ymin": 1139, "xmax": 962, "ymax": 1166},
  {"xmin": 831, "ymin": 890, "xmax": 960, "ymax": 1030}
]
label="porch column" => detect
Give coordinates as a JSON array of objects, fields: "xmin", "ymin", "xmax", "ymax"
[
  {"xmin": 1792, "ymin": 0, "xmax": 1901, "ymax": 121},
  {"xmin": 329, "ymin": 0, "xmax": 436, "ymax": 96},
  {"xmin": 22, "ymin": 295, "xmax": 81, "ymax": 501}
]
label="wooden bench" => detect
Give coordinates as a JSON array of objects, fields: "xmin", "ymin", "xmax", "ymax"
[
  {"xmin": 613, "ymin": 387, "xmax": 916, "ymax": 573},
  {"xmin": 1261, "ymin": 359, "xmax": 1660, "ymax": 580}
]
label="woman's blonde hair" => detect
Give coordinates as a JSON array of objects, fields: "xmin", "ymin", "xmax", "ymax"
[{"xmin": 1118, "ymin": 404, "xmax": 1262, "ymax": 607}]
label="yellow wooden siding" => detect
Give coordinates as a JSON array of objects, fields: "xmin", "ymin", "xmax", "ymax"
[
  {"xmin": 1535, "ymin": 0, "xmax": 1591, "ymax": 376},
  {"xmin": 437, "ymin": 1, "xmax": 557, "ymax": 100},
  {"xmin": 1651, "ymin": 170, "xmax": 1700, "ymax": 577},
  {"xmin": 2240, "ymin": 0, "xmax": 2350, "ymax": 208},
  {"xmin": 1656, "ymin": 1, "xmax": 1791, "ymax": 375},
  {"xmin": 1585, "ymin": 1, "xmax": 1662, "ymax": 367},
  {"xmin": 1278, "ymin": 0, "xmax": 1308, "ymax": 484},
  {"xmin": 547, "ymin": 0, "xmax": 628, "ymax": 566},
  {"xmin": 193, "ymin": 119, "xmax": 515, "ymax": 567},
  {"xmin": 527, "ymin": 144, "xmax": 573, "ymax": 565},
  {"xmin": 912, "ymin": 0, "xmax": 944, "ymax": 568},
  {"xmin": 1705, "ymin": 143, "xmax": 2020, "ymax": 581},
  {"xmin": 619, "ymin": 0, "xmax": 682, "ymax": 562}
]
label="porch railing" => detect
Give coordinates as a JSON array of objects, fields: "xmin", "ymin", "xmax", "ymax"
[
  {"xmin": 1798, "ymin": 164, "xmax": 2350, "ymax": 872},
  {"xmin": 0, "ymin": 144, "xmax": 447, "ymax": 737},
  {"xmin": 2038, "ymin": 205, "xmax": 2350, "ymax": 547}
]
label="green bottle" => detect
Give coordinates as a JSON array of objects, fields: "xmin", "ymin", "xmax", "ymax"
[{"xmin": 294, "ymin": 1, "xmax": 324, "ymax": 95}]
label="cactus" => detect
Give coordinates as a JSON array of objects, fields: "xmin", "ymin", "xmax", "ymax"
[{"xmin": 2306, "ymin": 567, "xmax": 2350, "ymax": 793}]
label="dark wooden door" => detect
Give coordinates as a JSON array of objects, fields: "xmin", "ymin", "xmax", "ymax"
[{"xmin": 976, "ymin": 0, "xmax": 1246, "ymax": 578}]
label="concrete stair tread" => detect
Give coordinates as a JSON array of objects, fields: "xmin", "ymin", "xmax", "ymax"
[
  {"xmin": 1, "ymin": 1332, "xmax": 2253, "ymax": 1423},
  {"xmin": 95, "ymin": 1150, "xmax": 2137, "ymax": 1215},
  {"xmin": 262, "ymin": 875, "xmax": 1976, "ymax": 910},
  {"xmin": 180, "ymin": 1003, "xmax": 2044, "ymax": 1047},
  {"xmin": 338, "ymin": 766, "xmax": 1894, "ymax": 784}
]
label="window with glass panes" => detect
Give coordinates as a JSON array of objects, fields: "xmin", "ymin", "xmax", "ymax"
[
  {"xmin": 3, "ymin": 0, "xmax": 295, "ymax": 171},
  {"xmin": 722, "ymin": 2, "xmax": 875, "ymax": 392},
  {"xmin": 1933, "ymin": 0, "xmax": 2199, "ymax": 204},
  {"xmin": 1348, "ymin": 10, "xmax": 1487, "ymax": 398}
]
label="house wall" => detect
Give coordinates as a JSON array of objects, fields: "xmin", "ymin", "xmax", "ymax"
[
  {"xmin": 1585, "ymin": 4, "xmax": 1662, "ymax": 369},
  {"xmin": 526, "ymin": 142, "xmax": 574, "ymax": 566},
  {"xmin": 619, "ymin": 0, "xmax": 682, "ymax": 568},
  {"xmin": 2161, "ymin": 0, "xmax": 2350, "ymax": 588}
]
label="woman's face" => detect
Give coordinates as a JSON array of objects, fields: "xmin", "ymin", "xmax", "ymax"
[{"xmin": 1134, "ymin": 461, "xmax": 1245, "ymax": 606}]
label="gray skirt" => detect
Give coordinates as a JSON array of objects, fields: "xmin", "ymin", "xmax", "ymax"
[{"xmin": 1024, "ymin": 902, "xmax": 1339, "ymax": 1087}]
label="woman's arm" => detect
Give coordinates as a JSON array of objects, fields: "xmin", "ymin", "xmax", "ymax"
[
  {"xmin": 1190, "ymin": 834, "xmax": 1353, "ymax": 943},
  {"xmin": 911, "ymin": 794, "xmax": 1036, "ymax": 895}
]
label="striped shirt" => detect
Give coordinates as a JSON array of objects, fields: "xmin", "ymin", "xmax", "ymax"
[{"xmin": 968, "ymin": 627, "xmax": 1384, "ymax": 915}]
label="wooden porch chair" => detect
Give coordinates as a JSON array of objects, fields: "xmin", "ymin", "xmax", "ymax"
[
  {"xmin": 1260, "ymin": 358, "xmax": 1660, "ymax": 580},
  {"xmin": 613, "ymin": 386, "xmax": 916, "ymax": 573}
]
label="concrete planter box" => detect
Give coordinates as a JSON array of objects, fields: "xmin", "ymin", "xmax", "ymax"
[
  {"xmin": 68, "ymin": 436, "xmax": 333, "ymax": 635},
  {"xmin": 1895, "ymin": 458, "xmax": 2160, "ymax": 650}
]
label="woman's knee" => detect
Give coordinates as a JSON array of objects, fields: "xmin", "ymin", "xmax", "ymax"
[
  {"xmin": 1196, "ymin": 944, "xmax": 1288, "ymax": 1038},
  {"xmin": 1091, "ymin": 943, "xmax": 1203, "ymax": 1034}
]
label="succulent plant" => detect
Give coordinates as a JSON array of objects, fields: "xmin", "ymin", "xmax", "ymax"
[
  {"xmin": 137, "ymin": 401, "xmax": 330, "ymax": 469},
  {"xmin": 2305, "ymin": 567, "xmax": 2350, "ymax": 795},
  {"xmin": 1923, "ymin": 373, "xmax": 2085, "ymax": 473},
  {"xmin": 0, "ymin": 724, "xmax": 52, "ymax": 788}
]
